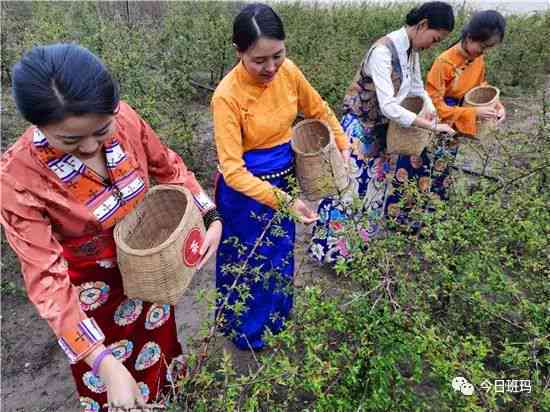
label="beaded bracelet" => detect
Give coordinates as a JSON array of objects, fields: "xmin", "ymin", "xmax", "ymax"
[
  {"xmin": 203, "ymin": 209, "xmax": 223, "ymax": 229},
  {"xmin": 91, "ymin": 347, "xmax": 112, "ymax": 376}
]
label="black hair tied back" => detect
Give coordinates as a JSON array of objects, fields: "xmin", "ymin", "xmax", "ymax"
[
  {"xmin": 461, "ymin": 10, "xmax": 506, "ymax": 43},
  {"xmin": 404, "ymin": 1, "xmax": 455, "ymax": 32},
  {"xmin": 232, "ymin": 3, "xmax": 285, "ymax": 52},
  {"xmin": 12, "ymin": 43, "xmax": 119, "ymax": 127},
  {"xmin": 406, "ymin": 7, "xmax": 421, "ymax": 26}
]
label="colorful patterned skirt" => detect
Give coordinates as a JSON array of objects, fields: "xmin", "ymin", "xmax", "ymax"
[
  {"xmin": 215, "ymin": 143, "xmax": 295, "ymax": 351},
  {"xmin": 310, "ymin": 104, "xmax": 459, "ymax": 264},
  {"xmin": 62, "ymin": 228, "xmax": 185, "ymax": 411}
]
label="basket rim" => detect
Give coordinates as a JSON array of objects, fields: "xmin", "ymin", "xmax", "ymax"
[
  {"xmin": 463, "ymin": 85, "xmax": 500, "ymax": 107},
  {"xmin": 388, "ymin": 96, "xmax": 429, "ymax": 132},
  {"xmin": 114, "ymin": 184, "xmax": 198, "ymax": 257},
  {"xmin": 291, "ymin": 118, "xmax": 334, "ymax": 157},
  {"xmin": 387, "ymin": 121, "xmax": 429, "ymax": 132}
]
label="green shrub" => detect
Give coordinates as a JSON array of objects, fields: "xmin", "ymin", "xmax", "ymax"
[{"xmin": 173, "ymin": 118, "xmax": 549, "ymax": 412}]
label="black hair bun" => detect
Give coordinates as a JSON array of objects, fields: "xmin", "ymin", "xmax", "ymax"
[{"xmin": 406, "ymin": 7, "xmax": 420, "ymax": 25}]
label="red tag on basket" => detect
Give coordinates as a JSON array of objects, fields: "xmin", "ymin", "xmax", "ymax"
[{"xmin": 182, "ymin": 227, "xmax": 203, "ymax": 267}]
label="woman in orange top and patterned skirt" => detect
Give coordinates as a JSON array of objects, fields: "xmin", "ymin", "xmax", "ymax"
[
  {"xmin": 212, "ymin": 3, "xmax": 350, "ymax": 351},
  {"xmin": 1, "ymin": 44, "xmax": 222, "ymax": 411},
  {"xmin": 426, "ymin": 10, "xmax": 507, "ymax": 163}
]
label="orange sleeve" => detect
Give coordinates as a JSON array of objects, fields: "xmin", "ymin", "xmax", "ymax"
[
  {"xmin": 122, "ymin": 103, "xmax": 216, "ymax": 215},
  {"xmin": 0, "ymin": 176, "xmax": 104, "ymax": 363},
  {"xmin": 426, "ymin": 58, "xmax": 478, "ymax": 136},
  {"xmin": 291, "ymin": 61, "xmax": 349, "ymax": 150},
  {"xmin": 211, "ymin": 95, "xmax": 286, "ymax": 209}
]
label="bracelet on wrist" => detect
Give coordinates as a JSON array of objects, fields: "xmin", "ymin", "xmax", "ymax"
[
  {"xmin": 203, "ymin": 209, "xmax": 222, "ymax": 229},
  {"xmin": 91, "ymin": 347, "xmax": 112, "ymax": 376}
]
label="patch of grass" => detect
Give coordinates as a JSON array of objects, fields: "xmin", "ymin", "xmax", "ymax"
[{"xmin": 0, "ymin": 279, "xmax": 26, "ymax": 298}]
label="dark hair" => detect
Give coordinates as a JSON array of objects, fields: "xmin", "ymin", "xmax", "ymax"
[
  {"xmin": 461, "ymin": 10, "xmax": 506, "ymax": 43},
  {"xmin": 12, "ymin": 43, "xmax": 119, "ymax": 126},
  {"xmin": 405, "ymin": 1, "xmax": 455, "ymax": 32},
  {"xmin": 232, "ymin": 3, "xmax": 285, "ymax": 52}
]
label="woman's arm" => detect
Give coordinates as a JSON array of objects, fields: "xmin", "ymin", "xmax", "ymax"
[
  {"xmin": 291, "ymin": 60, "xmax": 350, "ymax": 154},
  {"xmin": 123, "ymin": 103, "xmax": 222, "ymax": 263},
  {"xmin": 368, "ymin": 46, "xmax": 417, "ymax": 127},
  {"xmin": 369, "ymin": 48, "xmax": 453, "ymax": 134},
  {"xmin": 425, "ymin": 58, "xmax": 478, "ymax": 135},
  {"xmin": 410, "ymin": 52, "xmax": 436, "ymax": 115},
  {"xmin": 412, "ymin": 115, "xmax": 456, "ymax": 134},
  {"xmin": 84, "ymin": 344, "xmax": 146, "ymax": 409},
  {"xmin": 212, "ymin": 95, "xmax": 287, "ymax": 209},
  {"xmin": 119, "ymin": 102, "xmax": 217, "ymax": 217},
  {"xmin": 0, "ymin": 178, "xmax": 148, "ymax": 405},
  {"xmin": 212, "ymin": 95, "xmax": 318, "ymax": 223},
  {"xmin": 0, "ymin": 179, "xmax": 104, "ymax": 362}
]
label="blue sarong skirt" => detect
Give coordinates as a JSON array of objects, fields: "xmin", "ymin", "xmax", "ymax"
[{"xmin": 215, "ymin": 143, "xmax": 295, "ymax": 350}]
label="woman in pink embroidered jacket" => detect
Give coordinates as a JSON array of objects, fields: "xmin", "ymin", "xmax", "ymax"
[{"xmin": 0, "ymin": 43, "xmax": 222, "ymax": 411}]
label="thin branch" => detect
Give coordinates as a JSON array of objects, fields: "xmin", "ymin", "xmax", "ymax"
[
  {"xmin": 487, "ymin": 162, "xmax": 550, "ymax": 195},
  {"xmin": 188, "ymin": 212, "xmax": 280, "ymax": 379},
  {"xmin": 450, "ymin": 165, "xmax": 499, "ymax": 181},
  {"xmin": 189, "ymin": 78, "xmax": 216, "ymax": 92}
]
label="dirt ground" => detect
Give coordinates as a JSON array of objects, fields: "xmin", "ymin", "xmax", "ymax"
[{"xmin": 0, "ymin": 84, "xmax": 546, "ymax": 411}]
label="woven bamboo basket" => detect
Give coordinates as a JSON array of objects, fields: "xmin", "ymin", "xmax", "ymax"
[
  {"xmin": 114, "ymin": 185, "xmax": 205, "ymax": 305},
  {"xmin": 291, "ymin": 119, "xmax": 350, "ymax": 201},
  {"xmin": 387, "ymin": 96, "xmax": 431, "ymax": 156},
  {"xmin": 464, "ymin": 85, "xmax": 500, "ymax": 139}
]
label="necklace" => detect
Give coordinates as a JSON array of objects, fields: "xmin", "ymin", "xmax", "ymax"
[
  {"xmin": 84, "ymin": 165, "xmax": 124, "ymax": 202},
  {"xmin": 84, "ymin": 164, "xmax": 111, "ymax": 187}
]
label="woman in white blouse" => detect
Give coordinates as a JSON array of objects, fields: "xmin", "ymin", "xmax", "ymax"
[{"xmin": 310, "ymin": 1, "xmax": 456, "ymax": 264}]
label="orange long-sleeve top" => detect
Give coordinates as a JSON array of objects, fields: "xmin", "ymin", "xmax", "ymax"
[
  {"xmin": 211, "ymin": 58, "xmax": 349, "ymax": 209},
  {"xmin": 0, "ymin": 102, "xmax": 214, "ymax": 362},
  {"xmin": 426, "ymin": 43, "xmax": 486, "ymax": 136}
]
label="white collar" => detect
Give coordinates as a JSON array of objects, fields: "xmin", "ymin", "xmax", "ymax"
[{"xmin": 387, "ymin": 27, "xmax": 411, "ymax": 56}]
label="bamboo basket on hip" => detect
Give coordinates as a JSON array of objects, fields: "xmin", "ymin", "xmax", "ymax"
[
  {"xmin": 114, "ymin": 185, "xmax": 206, "ymax": 305},
  {"xmin": 291, "ymin": 118, "xmax": 351, "ymax": 202}
]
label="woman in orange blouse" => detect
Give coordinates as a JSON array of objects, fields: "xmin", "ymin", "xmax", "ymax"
[
  {"xmin": 426, "ymin": 10, "xmax": 507, "ymax": 137},
  {"xmin": 1, "ymin": 44, "xmax": 222, "ymax": 411},
  {"xmin": 212, "ymin": 3, "xmax": 349, "ymax": 351}
]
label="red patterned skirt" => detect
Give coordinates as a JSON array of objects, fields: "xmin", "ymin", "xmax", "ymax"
[{"xmin": 62, "ymin": 229, "xmax": 184, "ymax": 411}]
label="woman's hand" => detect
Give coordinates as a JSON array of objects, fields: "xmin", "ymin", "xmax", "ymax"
[
  {"xmin": 96, "ymin": 353, "xmax": 146, "ymax": 411},
  {"xmin": 476, "ymin": 106, "xmax": 498, "ymax": 120},
  {"xmin": 340, "ymin": 148, "xmax": 351, "ymax": 168},
  {"xmin": 413, "ymin": 115, "xmax": 455, "ymax": 135},
  {"xmin": 419, "ymin": 110, "xmax": 437, "ymax": 122},
  {"xmin": 495, "ymin": 102, "xmax": 506, "ymax": 124},
  {"xmin": 197, "ymin": 220, "xmax": 222, "ymax": 270},
  {"xmin": 291, "ymin": 199, "xmax": 319, "ymax": 225},
  {"xmin": 434, "ymin": 123, "xmax": 456, "ymax": 135}
]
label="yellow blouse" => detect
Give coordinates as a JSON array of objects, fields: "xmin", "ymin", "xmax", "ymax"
[
  {"xmin": 211, "ymin": 58, "xmax": 348, "ymax": 208},
  {"xmin": 426, "ymin": 43, "xmax": 486, "ymax": 136}
]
